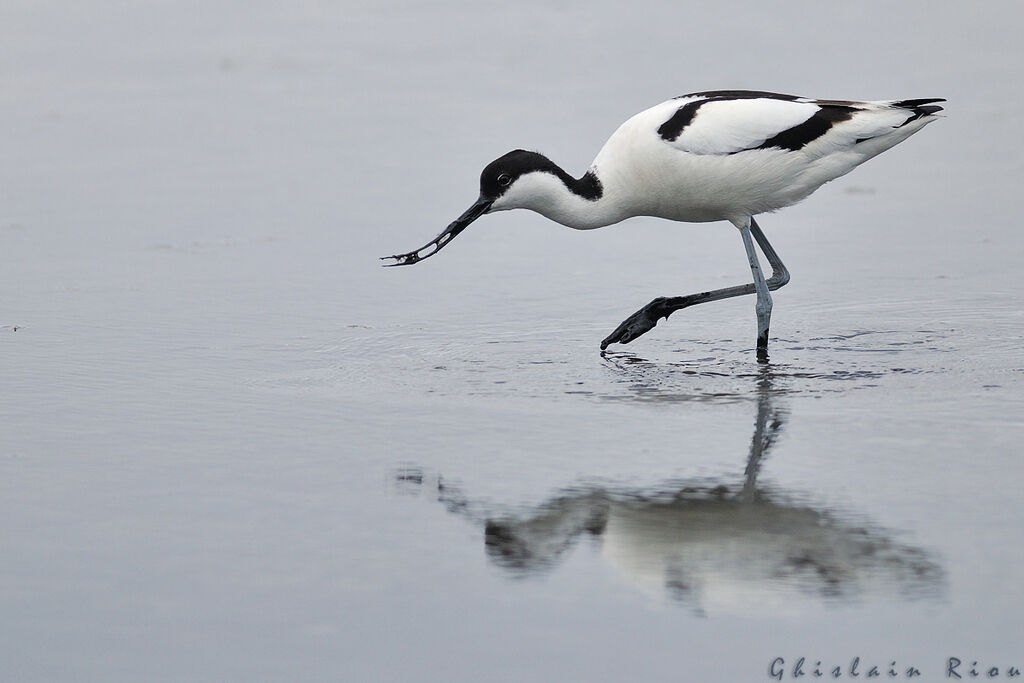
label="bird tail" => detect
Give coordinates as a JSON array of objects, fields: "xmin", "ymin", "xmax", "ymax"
[{"xmin": 892, "ymin": 97, "xmax": 946, "ymax": 120}]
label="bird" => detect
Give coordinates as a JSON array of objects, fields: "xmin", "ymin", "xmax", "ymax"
[{"xmin": 382, "ymin": 90, "xmax": 944, "ymax": 359}]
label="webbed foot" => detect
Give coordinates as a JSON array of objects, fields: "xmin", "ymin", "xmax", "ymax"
[{"xmin": 600, "ymin": 297, "xmax": 673, "ymax": 349}]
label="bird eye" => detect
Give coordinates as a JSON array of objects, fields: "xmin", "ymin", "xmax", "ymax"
[{"xmin": 497, "ymin": 174, "xmax": 512, "ymax": 187}]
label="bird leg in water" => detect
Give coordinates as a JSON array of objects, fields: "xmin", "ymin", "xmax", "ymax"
[
  {"xmin": 739, "ymin": 223, "xmax": 772, "ymax": 359},
  {"xmin": 600, "ymin": 218, "xmax": 790, "ymax": 352}
]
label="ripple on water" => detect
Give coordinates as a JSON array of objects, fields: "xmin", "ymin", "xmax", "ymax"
[{"xmin": 249, "ymin": 321, "xmax": 963, "ymax": 405}]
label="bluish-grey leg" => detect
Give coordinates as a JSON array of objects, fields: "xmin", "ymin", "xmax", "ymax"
[
  {"xmin": 749, "ymin": 218, "xmax": 789, "ymax": 289},
  {"xmin": 739, "ymin": 224, "xmax": 772, "ymax": 360},
  {"xmin": 600, "ymin": 217, "xmax": 790, "ymax": 354}
]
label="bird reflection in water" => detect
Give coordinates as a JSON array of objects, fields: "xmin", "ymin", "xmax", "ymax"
[{"xmin": 394, "ymin": 363, "xmax": 944, "ymax": 614}]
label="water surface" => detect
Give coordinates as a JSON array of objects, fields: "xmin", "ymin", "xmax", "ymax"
[{"xmin": 2, "ymin": 1, "xmax": 1023, "ymax": 681}]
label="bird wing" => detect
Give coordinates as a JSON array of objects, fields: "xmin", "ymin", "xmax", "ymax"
[
  {"xmin": 659, "ymin": 96, "xmax": 822, "ymax": 155},
  {"xmin": 657, "ymin": 92, "xmax": 938, "ymax": 157}
]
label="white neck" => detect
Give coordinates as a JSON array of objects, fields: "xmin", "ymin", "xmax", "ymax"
[{"xmin": 489, "ymin": 169, "xmax": 626, "ymax": 230}]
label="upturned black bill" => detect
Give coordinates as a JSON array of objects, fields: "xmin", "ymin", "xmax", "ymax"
[{"xmin": 381, "ymin": 196, "xmax": 493, "ymax": 266}]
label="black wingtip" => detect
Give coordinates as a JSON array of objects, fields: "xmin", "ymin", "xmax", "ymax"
[
  {"xmin": 894, "ymin": 97, "xmax": 946, "ymax": 117},
  {"xmin": 892, "ymin": 98, "xmax": 945, "ymax": 127},
  {"xmin": 916, "ymin": 105, "xmax": 944, "ymax": 116},
  {"xmin": 893, "ymin": 97, "xmax": 946, "ymax": 108}
]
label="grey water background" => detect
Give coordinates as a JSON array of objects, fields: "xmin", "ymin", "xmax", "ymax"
[{"xmin": 2, "ymin": 1, "xmax": 1023, "ymax": 680}]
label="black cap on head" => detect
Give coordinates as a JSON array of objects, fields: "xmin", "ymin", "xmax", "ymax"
[
  {"xmin": 381, "ymin": 149, "xmax": 593, "ymax": 267},
  {"xmin": 479, "ymin": 149, "xmax": 560, "ymax": 200}
]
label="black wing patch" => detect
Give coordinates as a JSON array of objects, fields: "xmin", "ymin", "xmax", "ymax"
[
  {"xmin": 754, "ymin": 105, "xmax": 856, "ymax": 152},
  {"xmin": 659, "ymin": 96, "xmax": 855, "ymax": 152},
  {"xmin": 659, "ymin": 91, "xmax": 807, "ymax": 143},
  {"xmin": 657, "ymin": 100, "xmax": 706, "ymax": 142}
]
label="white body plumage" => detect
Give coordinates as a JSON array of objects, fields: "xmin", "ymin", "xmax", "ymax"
[{"xmin": 491, "ymin": 92, "xmax": 942, "ymax": 229}]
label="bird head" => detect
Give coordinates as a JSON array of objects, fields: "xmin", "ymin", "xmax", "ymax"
[{"xmin": 381, "ymin": 150, "xmax": 554, "ymax": 266}]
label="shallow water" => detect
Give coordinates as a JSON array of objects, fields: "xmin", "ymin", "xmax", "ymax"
[{"xmin": 3, "ymin": 1, "xmax": 1024, "ymax": 681}]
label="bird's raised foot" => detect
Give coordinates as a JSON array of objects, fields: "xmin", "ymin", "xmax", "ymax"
[{"xmin": 600, "ymin": 297, "xmax": 673, "ymax": 349}]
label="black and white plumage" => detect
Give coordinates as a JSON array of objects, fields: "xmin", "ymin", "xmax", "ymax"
[{"xmin": 383, "ymin": 90, "xmax": 944, "ymax": 359}]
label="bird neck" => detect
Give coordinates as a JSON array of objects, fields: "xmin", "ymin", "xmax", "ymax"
[
  {"xmin": 499, "ymin": 163, "xmax": 624, "ymax": 230},
  {"xmin": 562, "ymin": 168, "xmax": 603, "ymax": 203}
]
